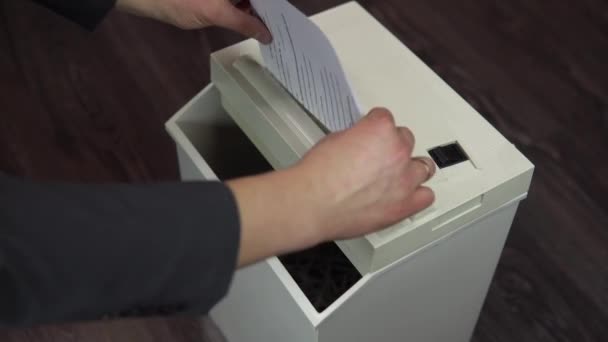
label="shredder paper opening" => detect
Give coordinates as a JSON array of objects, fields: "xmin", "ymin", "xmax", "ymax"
[{"xmin": 176, "ymin": 120, "xmax": 270, "ymax": 180}]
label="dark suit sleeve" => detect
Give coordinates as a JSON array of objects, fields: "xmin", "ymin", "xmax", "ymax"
[
  {"xmin": 31, "ymin": 0, "xmax": 117, "ymax": 30},
  {"xmin": 0, "ymin": 173, "xmax": 241, "ymax": 327}
]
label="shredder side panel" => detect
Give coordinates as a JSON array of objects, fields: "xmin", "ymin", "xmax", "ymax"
[
  {"xmin": 176, "ymin": 141, "xmax": 319, "ymax": 342},
  {"xmin": 210, "ymin": 262, "xmax": 318, "ymax": 342},
  {"xmin": 317, "ymin": 202, "xmax": 521, "ymax": 342},
  {"xmin": 176, "ymin": 144, "xmax": 213, "ymax": 181},
  {"xmin": 167, "ymin": 84, "xmax": 230, "ymax": 181},
  {"xmin": 167, "ymin": 84, "xmax": 318, "ymax": 342}
]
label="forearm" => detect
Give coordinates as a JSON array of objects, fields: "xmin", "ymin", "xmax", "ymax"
[
  {"xmin": 0, "ymin": 174, "xmax": 239, "ymax": 326},
  {"xmin": 31, "ymin": 0, "xmax": 117, "ymax": 29}
]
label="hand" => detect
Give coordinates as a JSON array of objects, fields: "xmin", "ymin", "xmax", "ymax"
[
  {"xmin": 116, "ymin": 0, "xmax": 272, "ymax": 43},
  {"xmin": 227, "ymin": 108, "xmax": 436, "ymax": 266},
  {"xmin": 295, "ymin": 108, "xmax": 436, "ymax": 241}
]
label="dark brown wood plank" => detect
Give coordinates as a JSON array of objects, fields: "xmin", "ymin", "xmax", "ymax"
[
  {"xmin": 1, "ymin": 0, "xmax": 607, "ymax": 341},
  {"xmin": 0, "ymin": 317, "xmax": 218, "ymax": 342}
]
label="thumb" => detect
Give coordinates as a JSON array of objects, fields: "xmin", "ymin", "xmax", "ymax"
[{"xmin": 214, "ymin": 3, "xmax": 273, "ymax": 44}]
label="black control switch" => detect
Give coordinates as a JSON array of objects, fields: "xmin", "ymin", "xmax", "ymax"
[{"xmin": 428, "ymin": 143, "xmax": 468, "ymax": 168}]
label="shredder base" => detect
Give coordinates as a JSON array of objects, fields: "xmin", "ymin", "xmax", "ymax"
[
  {"xmin": 165, "ymin": 84, "xmax": 523, "ymax": 342},
  {"xmin": 208, "ymin": 201, "xmax": 519, "ymax": 342}
]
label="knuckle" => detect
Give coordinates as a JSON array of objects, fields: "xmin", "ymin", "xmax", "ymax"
[
  {"xmin": 399, "ymin": 175, "xmax": 414, "ymax": 193},
  {"xmin": 371, "ymin": 107, "xmax": 395, "ymax": 127},
  {"xmin": 424, "ymin": 187, "xmax": 436, "ymax": 203},
  {"xmin": 399, "ymin": 126, "xmax": 415, "ymax": 148}
]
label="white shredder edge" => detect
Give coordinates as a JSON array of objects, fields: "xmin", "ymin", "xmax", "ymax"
[
  {"xmin": 165, "ymin": 83, "xmax": 529, "ymax": 342},
  {"xmin": 164, "ymin": 3, "xmax": 535, "ymax": 341},
  {"xmin": 209, "ymin": 1, "xmax": 534, "ymax": 274}
]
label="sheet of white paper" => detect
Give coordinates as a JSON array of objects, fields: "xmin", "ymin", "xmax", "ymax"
[{"xmin": 250, "ymin": 0, "xmax": 362, "ymax": 132}]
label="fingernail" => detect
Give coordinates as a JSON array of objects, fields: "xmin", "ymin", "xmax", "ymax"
[
  {"xmin": 422, "ymin": 158, "xmax": 436, "ymax": 180},
  {"xmin": 256, "ymin": 30, "xmax": 272, "ymax": 44},
  {"xmin": 415, "ymin": 157, "xmax": 436, "ymax": 182}
]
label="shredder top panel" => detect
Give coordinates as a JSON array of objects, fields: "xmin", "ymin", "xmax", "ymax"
[{"xmin": 209, "ymin": 1, "xmax": 534, "ymax": 273}]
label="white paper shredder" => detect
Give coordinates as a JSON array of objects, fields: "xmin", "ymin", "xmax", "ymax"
[{"xmin": 165, "ymin": 2, "xmax": 534, "ymax": 341}]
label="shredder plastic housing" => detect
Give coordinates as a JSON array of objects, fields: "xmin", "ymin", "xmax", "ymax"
[{"xmin": 164, "ymin": 2, "xmax": 534, "ymax": 341}]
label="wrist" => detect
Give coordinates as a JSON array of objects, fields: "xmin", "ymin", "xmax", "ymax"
[
  {"xmin": 277, "ymin": 165, "xmax": 328, "ymax": 247},
  {"xmin": 226, "ymin": 166, "xmax": 326, "ymax": 267}
]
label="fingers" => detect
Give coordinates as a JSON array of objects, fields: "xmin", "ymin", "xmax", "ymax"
[
  {"xmin": 215, "ymin": 2, "xmax": 272, "ymax": 44},
  {"xmin": 405, "ymin": 157, "xmax": 436, "ymax": 190},
  {"xmin": 362, "ymin": 107, "xmax": 435, "ymax": 190},
  {"xmin": 397, "ymin": 126, "xmax": 416, "ymax": 157},
  {"xmin": 362, "ymin": 109, "xmax": 413, "ymax": 146},
  {"xmin": 360, "ymin": 107, "xmax": 395, "ymax": 126},
  {"xmin": 398, "ymin": 127, "xmax": 415, "ymax": 147},
  {"xmin": 404, "ymin": 186, "xmax": 435, "ymax": 216}
]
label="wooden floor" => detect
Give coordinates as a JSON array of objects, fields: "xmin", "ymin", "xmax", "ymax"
[{"xmin": 1, "ymin": 0, "xmax": 607, "ymax": 341}]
